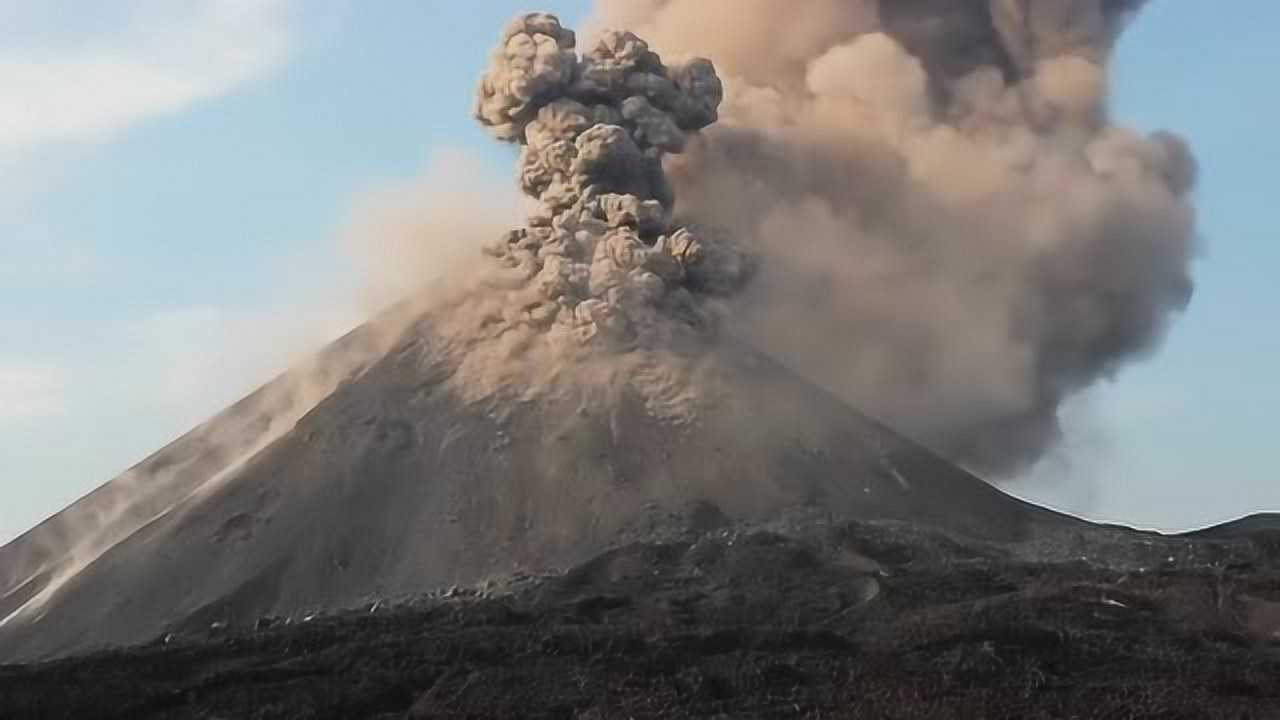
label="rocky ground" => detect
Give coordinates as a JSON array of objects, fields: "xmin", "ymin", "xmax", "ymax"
[{"xmin": 2, "ymin": 511, "xmax": 1279, "ymax": 719}]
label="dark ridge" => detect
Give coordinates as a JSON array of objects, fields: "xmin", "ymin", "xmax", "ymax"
[
  {"xmin": 2, "ymin": 513, "xmax": 1277, "ymax": 719},
  {"xmin": 1187, "ymin": 513, "xmax": 1280, "ymax": 539}
]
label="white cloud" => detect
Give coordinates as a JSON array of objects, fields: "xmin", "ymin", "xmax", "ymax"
[
  {"xmin": 0, "ymin": 361, "xmax": 63, "ymax": 424},
  {"xmin": 0, "ymin": 0, "xmax": 295, "ymax": 150}
]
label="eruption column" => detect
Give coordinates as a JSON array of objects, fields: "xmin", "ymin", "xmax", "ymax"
[{"xmin": 472, "ymin": 14, "xmax": 753, "ymax": 348}]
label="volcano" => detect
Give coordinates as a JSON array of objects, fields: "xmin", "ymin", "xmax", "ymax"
[
  {"xmin": 0, "ymin": 9, "xmax": 1090, "ymax": 666},
  {"xmin": 0, "ymin": 302, "xmax": 1075, "ymax": 663},
  {"xmin": 0, "ymin": 8, "xmax": 1184, "ymax": 674},
  {"xmin": 2, "ymin": 7, "xmax": 1275, "ymax": 718}
]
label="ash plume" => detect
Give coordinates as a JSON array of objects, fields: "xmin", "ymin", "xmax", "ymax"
[
  {"xmin": 431, "ymin": 13, "xmax": 752, "ymax": 414},
  {"xmin": 587, "ymin": 0, "xmax": 1198, "ymax": 476},
  {"xmin": 471, "ymin": 13, "xmax": 751, "ymax": 343}
]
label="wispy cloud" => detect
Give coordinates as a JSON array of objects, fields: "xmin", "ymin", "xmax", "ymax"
[
  {"xmin": 0, "ymin": 0, "xmax": 296, "ymax": 151},
  {"xmin": 0, "ymin": 361, "xmax": 64, "ymax": 424}
]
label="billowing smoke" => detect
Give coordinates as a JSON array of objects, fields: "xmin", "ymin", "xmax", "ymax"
[
  {"xmin": 585, "ymin": 0, "xmax": 1198, "ymax": 476},
  {"xmin": 417, "ymin": 14, "xmax": 756, "ymax": 417},
  {"xmin": 469, "ymin": 13, "xmax": 751, "ymax": 349}
]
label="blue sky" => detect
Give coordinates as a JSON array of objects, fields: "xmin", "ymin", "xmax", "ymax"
[{"xmin": 0, "ymin": 1, "xmax": 1275, "ymax": 543}]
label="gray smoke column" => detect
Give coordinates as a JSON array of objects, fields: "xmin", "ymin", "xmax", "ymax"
[
  {"xmin": 469, "ymin": 14, "xmax": 752, "ymax": 353},
  {"xmin": 587, "ymin": 0, "xmax": 1198, "ymax": 476}
]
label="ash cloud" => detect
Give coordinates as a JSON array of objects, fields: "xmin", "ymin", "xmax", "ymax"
[
  {"xmin": 471, "ymin": 13, "xmax": 751, "ymax": 348},
  {"xmin": 424, "ymin": 13, "xmax": 753, "ymax": 417},
  {"xmin": 586, "ymin": 0, "xmax": 1198, "ymax": 476}
]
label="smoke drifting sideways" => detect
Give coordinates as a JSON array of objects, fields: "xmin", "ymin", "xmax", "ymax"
[{"xmin": 587, "ymin": 0, "xmax": 1199, "ymax": 477}]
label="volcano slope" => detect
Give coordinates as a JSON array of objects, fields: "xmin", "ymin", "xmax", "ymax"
[{"xmin": 0, "ymin": 309, "xmax": 1070, "ymax": 664}]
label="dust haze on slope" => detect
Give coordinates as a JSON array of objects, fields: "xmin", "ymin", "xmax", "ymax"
[{"xmin": 583, "ymin": 0, "xmax": 1198, "ymax": 477}]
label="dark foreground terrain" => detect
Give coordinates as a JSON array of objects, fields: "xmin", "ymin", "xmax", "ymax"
[{"xmin": 2, "ymin": 510, "xmax": 1279, "ymax": 719}]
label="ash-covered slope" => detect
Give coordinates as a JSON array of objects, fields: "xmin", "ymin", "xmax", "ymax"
[{"xmin": 0, "ymin": 311, "xmax": 1072, "ymax": 663}]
